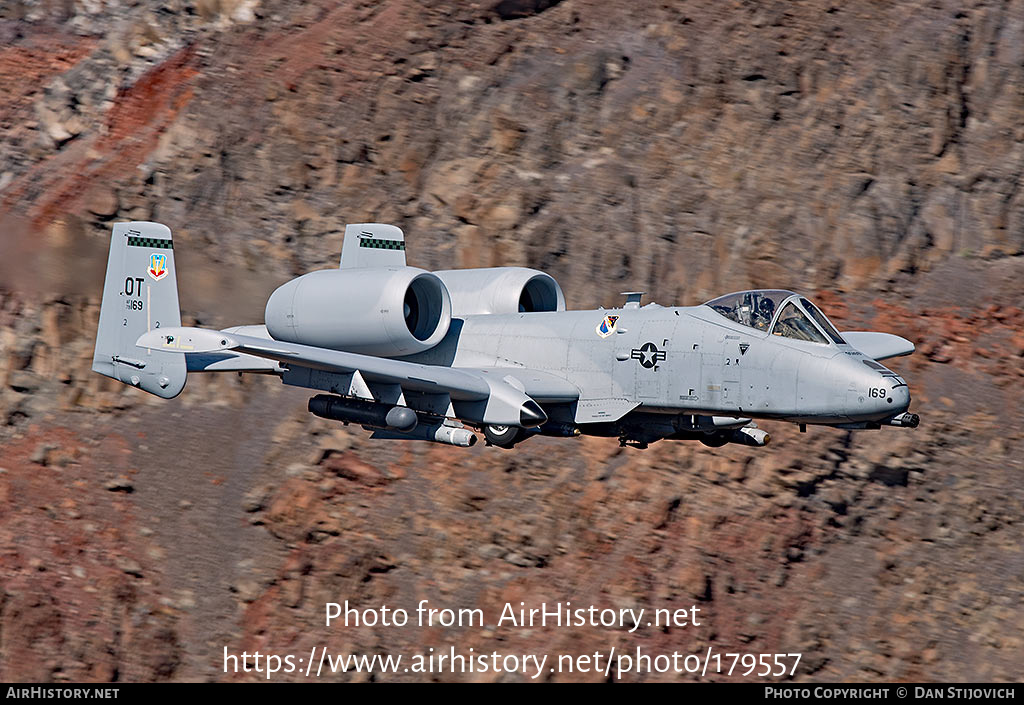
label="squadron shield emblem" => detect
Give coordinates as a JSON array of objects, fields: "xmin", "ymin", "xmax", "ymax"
[
  {"xmin": 596, "ymin": 314, "xmax": 619, "ymax": 338},
  {"xmin": 147, "ymin": 253, "xmax": 168, "ymax": 281}
]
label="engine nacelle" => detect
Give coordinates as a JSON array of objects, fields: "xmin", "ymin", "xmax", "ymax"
[
  {"xmin": 432, "ymin": 267, "xmax": 565, "ymax": 316},
  {"xmin": 265, "ymin": 267, "xmax": 451, "ymax": 356}
]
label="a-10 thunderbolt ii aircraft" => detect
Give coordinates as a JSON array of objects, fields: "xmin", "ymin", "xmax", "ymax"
[{"xmin": 93, "ymin": 222, "xmax": 919, "ymax": 450}]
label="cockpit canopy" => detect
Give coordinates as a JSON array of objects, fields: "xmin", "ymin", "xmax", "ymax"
[{"xmin": 704, "ymin": 290, "xmax": 846, "ymax": 345}]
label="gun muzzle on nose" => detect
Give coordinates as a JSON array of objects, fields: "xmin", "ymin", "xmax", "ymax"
[{"xmin": 885, "ymin": 412, "xmax": 919, "ymax": 428}]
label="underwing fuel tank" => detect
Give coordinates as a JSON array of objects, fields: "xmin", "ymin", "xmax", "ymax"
[
  {"xmin": 370, "ymin": 423, "xmax": 478, "ymax": 447},
  {"xmin": 307, "ymin": 395, "xmax": 478, "ymax": 446},
  {"xmin": 730, "ymin": 427, "xmax": 771, "ymax": 446},
  {"xmin": 308, "ymin": 395, "xmax": 418, "ymax": 432}
]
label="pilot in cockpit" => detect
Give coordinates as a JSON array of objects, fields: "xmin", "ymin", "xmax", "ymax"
[
  {"xmin": 741, "ymin": 292, "xmax": 776, "ymax": 331},
  {"xmin": 706, "ymin": 290, "xmax": 791, "ymax": 333},
  {"xmin": 752, "ymin": 296, "xmax": 775, "ymax": 331}
]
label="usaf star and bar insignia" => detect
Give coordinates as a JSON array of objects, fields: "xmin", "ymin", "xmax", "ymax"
[{"xmin": 631, "ymin": 342, "xmax": 667, "ymax": 369}]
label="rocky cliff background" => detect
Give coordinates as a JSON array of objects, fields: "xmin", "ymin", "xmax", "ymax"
[{"xmin": 0, "ymin": 0, "xmax": 1022, "ymax": 682}]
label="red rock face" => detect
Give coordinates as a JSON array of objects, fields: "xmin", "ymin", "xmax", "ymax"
[
  {"xmin": 1, "ymin": 0, "xmax": 1022, "ymax": 683},
  {"xmin": 0, "ymin": 426, "xmax": 181, "ymax": 682}
]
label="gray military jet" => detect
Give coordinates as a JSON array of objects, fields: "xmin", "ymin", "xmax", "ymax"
[{"xmin": 93, "ymin": 222, "xmax": 918, "ymax": 450}]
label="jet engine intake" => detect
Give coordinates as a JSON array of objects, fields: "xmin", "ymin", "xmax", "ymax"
[
  {"xmin": 432, "ymin": 267, "xmax": 565, "ymax": 316},
  {"xmin": 266, "ymin": 267, "xmax": 451, "ymax": 356}
]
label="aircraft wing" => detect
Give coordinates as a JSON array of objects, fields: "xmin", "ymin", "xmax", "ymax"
[
  {"xmin": 481, "ymin": 368, "xmax": 580, "ymax": 403},
  {"xmin": 842, "ymin": 331, "xmax": 915, "ymax": 361},
  {"xmin": 136, "ymin": 327, "xmax": 578, "ymax": 426}
]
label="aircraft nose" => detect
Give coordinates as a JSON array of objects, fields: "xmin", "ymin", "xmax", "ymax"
[
  {"xmin": 843, "ymin": 357, "xmax": 912, "ymax": 421},
  {"xmin": 872, "ymin": 363, "xmax": 911, "ymax": 414},
  {"xmin": 890, "ymin": 382, "xmax": 911, "ymax": 413}
]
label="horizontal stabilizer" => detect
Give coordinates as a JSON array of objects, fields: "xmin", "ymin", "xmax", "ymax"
[
  {"xmin": 138, "ymin": 327, "xmax": 489, "ymax": 397},
  {"xmin": 842, "ymin": 331, "xmax": 915, "ymax": 361},
  {"xmin": 185, "ymin": 352, "xmax": 280, "ymax": 373},
  {"xmin": 138, "ymin": 327, "xmax": 234, "ymax": 354},
  {"xmin": 182, "ymin": 323, "xmax": 281, "ymax": 372},
  {"xmin": 137, "ymin": 326, "xmax": 577, "ymax": 427}
]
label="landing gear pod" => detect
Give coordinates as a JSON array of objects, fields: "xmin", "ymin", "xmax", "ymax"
[{"xmin": 483, "ymin": 424, "xmax": 525, "ymax": 448}]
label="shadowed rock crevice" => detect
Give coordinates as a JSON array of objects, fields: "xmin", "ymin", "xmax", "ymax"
[{"xmin": 492, "ymin": 1, "xmax": 565, "ymax": 21}]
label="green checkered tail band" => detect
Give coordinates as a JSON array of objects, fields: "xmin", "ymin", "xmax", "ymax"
[
  {"xmin": 127, "ymin": 236, "xmax": 173, "ymax": 249},
  {"xmin": 358, "ymin": 238, "xmax": 405, "ymax": 250}
]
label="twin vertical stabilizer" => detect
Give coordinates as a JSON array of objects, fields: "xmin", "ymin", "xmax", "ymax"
[
  {"xmin": 92, "ymin": 222, "xmax": 186, "ymax": 398},
  {"xmin": 338, "ymin": 223, "xmax": 406, "ymax": 269}
]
